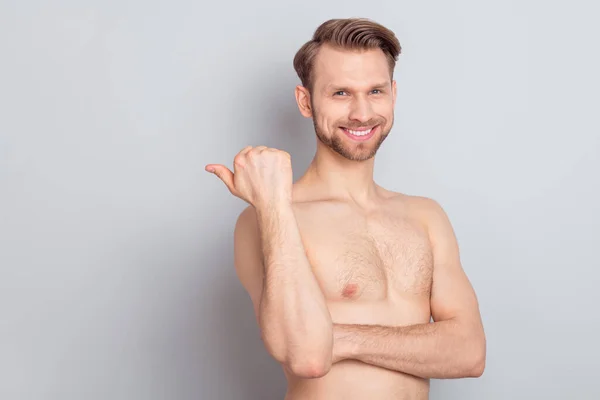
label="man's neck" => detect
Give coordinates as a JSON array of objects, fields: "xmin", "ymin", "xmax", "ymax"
[{"xmin": 296, "ymin": 143, "xmax": 379, "ymax": 206}]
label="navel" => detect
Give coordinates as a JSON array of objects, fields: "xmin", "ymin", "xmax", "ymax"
[{"xmin": 341, "ymin": 283, "xmax": 359, "ymax": 299}]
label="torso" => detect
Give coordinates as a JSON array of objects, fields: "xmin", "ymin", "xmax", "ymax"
[{"xmin": 284, "ymin": 187, "xmax": 434, "ymax": 400}]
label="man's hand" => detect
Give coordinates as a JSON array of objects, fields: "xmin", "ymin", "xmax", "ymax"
[{"xmin": 206, "ymin": 146, "xmax": 293, "ymax": 208}]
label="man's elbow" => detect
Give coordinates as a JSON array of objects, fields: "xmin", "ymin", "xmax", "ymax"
[
  {"xmin": 263, "ymin": 336, "xmax": 332, "ymax": 378},
  {"xmin": 467, "ymin": 353, "xmax": 486, "ymax": 377},
  {"xmin": 287, "ymin": 357, "xmax": 332, "ymax": 379},
  {"xmin": 465, "ymin": 334, "xmax": 486, "ymax": 377}
]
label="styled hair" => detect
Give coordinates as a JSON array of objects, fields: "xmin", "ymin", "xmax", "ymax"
[{"xmin": 293, "ymin": 18, "xmax": 402, "ymax": 92}]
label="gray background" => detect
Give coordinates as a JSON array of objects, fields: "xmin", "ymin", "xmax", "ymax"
[{"xmin": 1, "ymin": 1, "xmax": 599, "ymax": 399}]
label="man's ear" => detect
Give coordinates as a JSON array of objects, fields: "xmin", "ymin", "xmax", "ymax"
[
  {"xmin": 295, "ymin": 85, "xmax": 312, "ymax": 118},
  {"xmin": 392, "ymin": 79, "xmax": 397, "ymax": 108}
]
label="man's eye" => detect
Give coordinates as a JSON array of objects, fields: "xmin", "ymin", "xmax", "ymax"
[
  {"xmin": 371, "ymin": 89, "xmax": 382, "ymax": 94},
  {"xmin": 334, "ymin": 91, "xmax": 347, "ymax": 96}
]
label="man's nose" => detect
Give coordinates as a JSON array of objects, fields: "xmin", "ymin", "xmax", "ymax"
[{"xmin": 348, "ymin": 95, "xmax": 373, "ymax": 123}]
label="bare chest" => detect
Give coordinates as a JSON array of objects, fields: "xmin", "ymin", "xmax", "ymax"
[{"xmin": 296, "ymin": 208, "xmax": 434, "ymax": 304}]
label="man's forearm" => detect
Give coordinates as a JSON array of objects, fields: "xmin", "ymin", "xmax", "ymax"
[
  {"xmin": 333, "ymin": 319, "xmax": 485, "ymax": 379},
  {"xmin": 256, "ymin": 201, "xmax": 333, "ymax": 375}
]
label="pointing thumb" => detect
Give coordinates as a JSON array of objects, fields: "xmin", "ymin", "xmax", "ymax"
[{"xmin": 206, "ymin": 164, "xmax": 237, "ymax": 195}]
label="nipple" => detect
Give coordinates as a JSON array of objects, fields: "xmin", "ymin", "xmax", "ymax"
[{"xmin": 341, "ymin": 283, "xmax": 359, "ymax": 299}]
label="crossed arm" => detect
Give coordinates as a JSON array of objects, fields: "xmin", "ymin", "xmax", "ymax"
[
  {"xmin": 233, "ymin": 197, "xmax": 486, "ymax": 380},
  {"xmin": 331, "ymin": 198, "xmax": 486, "ymax": 379}
]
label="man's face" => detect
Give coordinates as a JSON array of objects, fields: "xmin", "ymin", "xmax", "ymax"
[{"xmin": 298, "ymin": 44, "xmax": 397, "ymax": 161}]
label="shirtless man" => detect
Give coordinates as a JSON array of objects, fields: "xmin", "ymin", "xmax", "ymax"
[{"xmin": 205, "ymin": 18, "xmax": 486, "ymax": 400}]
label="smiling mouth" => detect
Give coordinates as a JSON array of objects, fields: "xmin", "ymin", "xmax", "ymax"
[
  {"xmin": 342, "ymin": 127, "xmax": 373, "ymax": 136},
  {"xmin": 340, "ymin": 125, "xmax": 378, "ymax": 141}
]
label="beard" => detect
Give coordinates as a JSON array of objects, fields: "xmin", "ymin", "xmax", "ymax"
[{"xmin": 312, "ymin": 107, "xmax": 393, "ymax": 162}]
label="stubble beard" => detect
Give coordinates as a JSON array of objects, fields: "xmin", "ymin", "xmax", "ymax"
[{"xmin": 312, "ymin": 106, "xmax": 394, "ymax": 162}]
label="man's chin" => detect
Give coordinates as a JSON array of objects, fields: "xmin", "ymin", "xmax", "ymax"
[
  {"xmin": 315, "ymin": 127, "xmax": 389, "ymax": 161},
  {"xmin": 332, "ymin": 141, "xmax": 380, "ymax": 161}
]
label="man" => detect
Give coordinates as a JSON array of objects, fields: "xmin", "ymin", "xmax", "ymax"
[{"xmin": 205, "ymin": 18, "xmax": 486, "ymax": 399}]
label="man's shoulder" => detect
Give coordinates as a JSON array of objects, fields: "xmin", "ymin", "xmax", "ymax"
[
  {"xmin": 234, "ymin": 205, "xmax": 260, "ymax": 242},
  {"xmin": 383, "ymin": 190, "xmax": 452, "ymax": 234},
  {"xmin": 237, "ymin": 204, "xmax": 257, "ymax": 221},
  {"xmin": 233, "ymin": 205, "xmax": 264, "ymax": 274},
  {"xmin": 384, "ymin": 189, "xmax": 445, "ymax": 215}
]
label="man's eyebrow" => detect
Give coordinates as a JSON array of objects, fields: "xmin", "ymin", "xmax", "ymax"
[
  {"xmin": 371, "ymin": 82, "xmax": 391, "ymax": 89},
  {"xmin": 325, "ymin": 82, "xmax": 391, "ymax": 91},
  {"xmin": 324, "ymin": 83, "xmax": 345, "ymax": 91}
]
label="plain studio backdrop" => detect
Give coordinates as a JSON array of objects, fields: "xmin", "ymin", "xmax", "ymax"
[{"xmin": 1, "ymin": 1, "xmax": 599, "ymax": 399}]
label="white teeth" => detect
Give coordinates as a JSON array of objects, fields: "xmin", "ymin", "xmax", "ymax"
[{"xmin": 347, "ymin": 128, "xmax": 372, "ymax": 136}]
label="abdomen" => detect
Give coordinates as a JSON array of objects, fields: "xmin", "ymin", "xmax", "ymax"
[{"xmin": 285, "ymin": 360, "xmax": 430, "ymax": 400}]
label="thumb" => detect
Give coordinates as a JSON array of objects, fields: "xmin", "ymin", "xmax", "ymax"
[{"xmin": 205, "ymin": 164, "xmax": 238, "ymax": 196}]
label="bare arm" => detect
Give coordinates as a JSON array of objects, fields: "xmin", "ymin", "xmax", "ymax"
[
  {"xmin": 208, "ymin": 147, "xmax": 333, "ymax": 378},
  {"xmin": 332, "ymin": 198, "xmax": 486, "ymax": 379},
  {"xmin": 235, "ymin": 203, "xmax": 333, "ymax": 378}
]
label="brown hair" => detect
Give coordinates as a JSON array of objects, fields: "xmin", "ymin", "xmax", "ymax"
[{"xmin": 293, "ymin": 18, "xmax": 402, "ymax": 92}]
